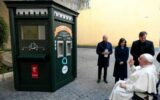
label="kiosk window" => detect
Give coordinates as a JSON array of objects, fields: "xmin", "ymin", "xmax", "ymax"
[
  {"xmin": 66, "ymin": 41, "xmax": 72, "ymax": 56},
  {"xmin": 21, "ymin": 25, "xmax": 45, "ymax": 40},
  {"xmin": 57, "ymin": 41, "xmax": 64, "ymax": 58}
]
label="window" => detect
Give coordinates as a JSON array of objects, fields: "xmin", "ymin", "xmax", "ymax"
[
  {"xmin": 66, "ymin": 41, "xmax": 72, "ymax": 56},
  {"xmin": 57, "ymin": 41, "xmax": 64, "ymax": 58},
  {"xmin": 21, "ymin": 25, "xmax": 45, "ymax": 40}
]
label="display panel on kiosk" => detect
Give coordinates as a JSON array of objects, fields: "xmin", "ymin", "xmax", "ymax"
[
  {"xmin": 66, "ymin": 41, "xmax": 72, "ymax": 56},
  {"xmin": 57, "ymin": 41, "xmax": 64, "ymax": 58},
  {"xmin": 21, "ymin": 25, "xmax": 46, "ymax": 40},
  {"xmin": 17, "ymin": 20, "xmax": 48, "ymax": 55}
]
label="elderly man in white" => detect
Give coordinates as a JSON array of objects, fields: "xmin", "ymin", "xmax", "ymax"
[{"xmin": 109, "ymin": 53, "xmax": 158, "ymax": 100}]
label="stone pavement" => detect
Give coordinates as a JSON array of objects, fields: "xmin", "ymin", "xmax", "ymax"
[{"xmin": 0, "ymin": 48, "xmax": 159, "ymax": 100}]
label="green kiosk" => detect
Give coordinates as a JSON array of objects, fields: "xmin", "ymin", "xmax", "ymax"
[{"xmin": 4, "ymin": 0, "xmax": 79, "ymax": 91}]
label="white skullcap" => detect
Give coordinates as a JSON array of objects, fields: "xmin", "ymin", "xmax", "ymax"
[{"xmin": 142, "ymin": 53, "xmax": 154, "ymax": 63}]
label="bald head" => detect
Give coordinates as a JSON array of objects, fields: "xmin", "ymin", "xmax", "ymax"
[{"xmin": 103, "ymin": 35, "xmax": 108, "ymax": 42}]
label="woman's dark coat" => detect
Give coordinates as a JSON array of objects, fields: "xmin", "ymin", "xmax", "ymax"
[{"xmin": 113, "ymin": 46, "xmax": 129, "ymax": 78}]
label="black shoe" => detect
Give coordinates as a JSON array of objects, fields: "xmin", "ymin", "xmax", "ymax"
[
  {"xmin": 104, "ymin": 80, "xmax": 108, "ymax": 84},
  {"xmin": 97, "ymin": 79, "xmax": 100, "ymax": 83}
]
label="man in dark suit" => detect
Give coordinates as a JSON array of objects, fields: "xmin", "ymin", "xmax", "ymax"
[
  {"xmin": 130, "ymin": 31, "xmax": 155, "ymax": 66},
  {"xmin": 96, "ymin": 35, "xmax": 113, "ymax": 83}
]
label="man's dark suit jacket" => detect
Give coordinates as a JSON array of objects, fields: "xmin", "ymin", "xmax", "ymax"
[
  {"xmin": 131, "ymin": 40, "xmax": 155, "ymax": 66},
  {"xmin": 96, "ymin": 41, "xmax": 113, "ymax": 67}
]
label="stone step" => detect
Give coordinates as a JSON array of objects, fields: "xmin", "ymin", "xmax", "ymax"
[
  {"xmin": 0, "ymin": 72, "xmax": 13, "ymax": 82},
  {"xmin": 1, "ymin": 52, "xmax": 12, "ymax": 67}
]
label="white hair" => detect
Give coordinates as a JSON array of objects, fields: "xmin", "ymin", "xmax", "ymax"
[{"xmin": 142, "ymin": 53, "xmax": 154, "ymax": 63}]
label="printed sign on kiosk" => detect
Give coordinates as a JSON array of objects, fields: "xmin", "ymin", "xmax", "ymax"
[{"xmin": 31, "ymin": 64, "xmax": 39, "ymax": 79}]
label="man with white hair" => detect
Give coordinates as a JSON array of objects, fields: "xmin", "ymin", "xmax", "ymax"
[
  {"xmin": 96, "ymin": 35, "xmax": 112, "ymax": 83},
  {"xmin": 109, "ymin": 53, "xmax": 158, "ymax": 100}
]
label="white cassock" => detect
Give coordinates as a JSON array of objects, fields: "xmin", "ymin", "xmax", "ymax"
[{"xmin": 109, "ymin": 64, "xmax": 158, "ymax": 100}]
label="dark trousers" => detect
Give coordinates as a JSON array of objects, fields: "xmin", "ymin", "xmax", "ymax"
[
  {"xmin": 132, "ymin": 94, "xmax": 144, "ymax": 100},
  {"xmin": 115, "ymin": 77, "xmax": 125, "ymax": 83},
  {"xmin": 98, "ymin": 66, "xmax": 107, "ymax": 81},
  {"xmin": 156, "ymin": 79, "xmax": 160, "ymax": 93}
]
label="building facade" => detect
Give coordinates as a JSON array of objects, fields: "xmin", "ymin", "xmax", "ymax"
[
  {"xmin": 1, "ymin": 0, "xmax": 160, "ymax": 48},
  {"xmin": 77, "ymin": 0, "xmax": 160, "ymax": 47}
]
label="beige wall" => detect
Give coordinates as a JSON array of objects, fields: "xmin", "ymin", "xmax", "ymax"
[{"xmin": 77, "ymin": 0, "xmax": 160, "ymax": 47}]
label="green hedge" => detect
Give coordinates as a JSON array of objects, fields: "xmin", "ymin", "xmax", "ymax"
[{"xmin": 0, "ymin": 16, "xmax": 8, "ymax": 49}]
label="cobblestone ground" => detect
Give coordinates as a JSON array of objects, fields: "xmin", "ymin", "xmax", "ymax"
[{"xmin": 0, "ymin": 48, "xmax": 159, "ymax": 100}]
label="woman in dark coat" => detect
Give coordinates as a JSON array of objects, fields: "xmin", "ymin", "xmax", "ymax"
[{"xmin": 113, "ymin": 38, "xmax": 129, "ymax": 83}]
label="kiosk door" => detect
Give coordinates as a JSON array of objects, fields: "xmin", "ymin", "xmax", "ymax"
[
  {"xmin": 16, "ymin": 20, "xmax": 51, "ymax": 90},
  {"xmin": 55, "ymin": 25, "xmax": 73, "ymax": 85}
]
